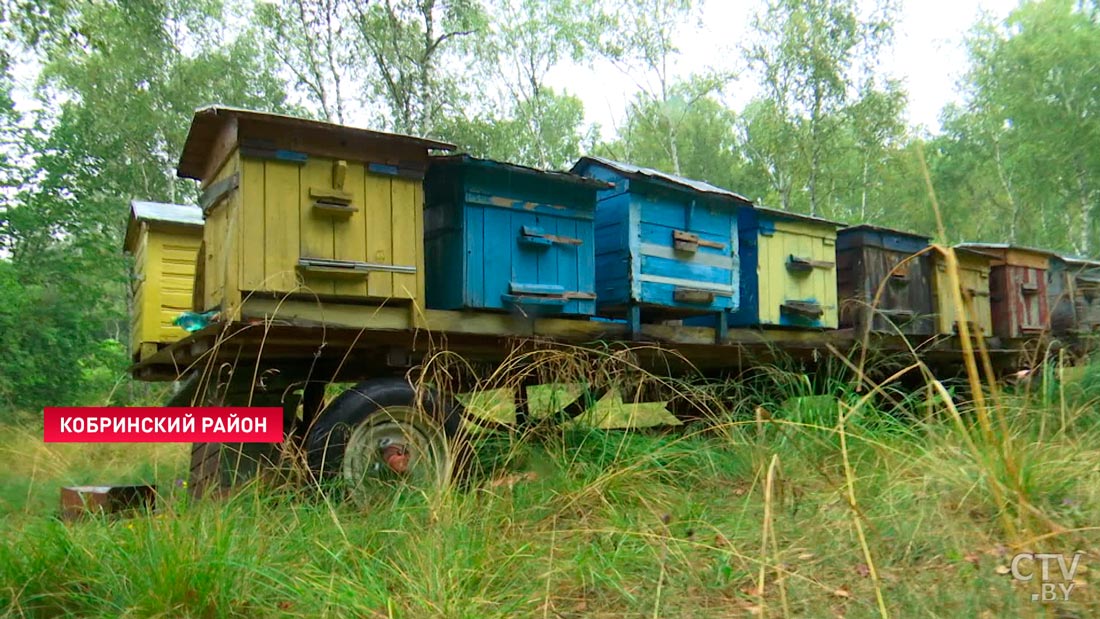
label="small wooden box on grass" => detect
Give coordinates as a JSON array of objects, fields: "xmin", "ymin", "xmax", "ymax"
[
  {"xmin": 957, "ymin": 243, "xmax": 1053, "ymax": 339},
  {"xmin": 176, "ymin": 106, "xmax": 455, "ymax": 320},
  {"xmin": 732, "ymin": 207, "xmax": 843, "ymax": 329},
  {"xmin": 124, "ymin": 200, "xmax": 203, "ymax": 361},
  {"xmin": 931, "ymin": 247, "xmax": 994, "ymax": 337},
  {"xmin": 571, "ymin": 156, "xmax": 748, "ymax": 338},
  {"xmin": 836, "ymin": 224, "xmax": 934, "ymax": 336},
  {"xmin": 423, "ymin": 155, "xmax": 608, "ymax": 316},
  {"xmin": 60, "ymin": 485, "xmax": 156, "ymax": 521}
]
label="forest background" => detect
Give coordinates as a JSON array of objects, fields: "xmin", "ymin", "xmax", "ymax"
[{"xmin": 0, "ymin": 0, "xmax": 1096, "ymax": 410}]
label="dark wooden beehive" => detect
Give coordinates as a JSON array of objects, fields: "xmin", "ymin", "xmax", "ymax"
[
  {"xmin": 836, "ymin": 225, "xmax": 934, "ymax": 336},
  {"xmin": 1063, "ymin": 256, "xmax": 1100, "ymax": 334}
]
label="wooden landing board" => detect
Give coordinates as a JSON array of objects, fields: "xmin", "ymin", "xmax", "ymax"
[{"xmin": 131, "ymin": 297, "xmax": 1040, "ymax": 382}]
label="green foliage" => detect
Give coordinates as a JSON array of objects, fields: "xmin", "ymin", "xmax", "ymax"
[
  {"xmin": 598, "ymin": 79, "xmax": 749, "ymax": 190},
  {"xmin": 935, "ymin": 0, "xmax": 1100, "ymax": 253},
  {"xmin": 0, "ymin": 0, "xmax": 290, "ymax": 411}
]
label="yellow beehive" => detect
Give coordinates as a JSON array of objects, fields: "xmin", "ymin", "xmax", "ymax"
[
  {"xmin": 733, "ymin": 207, "xmax": 843, "ymax": 329},
  {"xmin": 176, "ymin": 106, "xmax": 454, "ymax": 318},
  {"xmin": 932, "ymin": 248, "xmax": 994, "ymax": 336},
  {"xmin": 124, "ymin": 200, "xmax": 204, "ymax": 360}
]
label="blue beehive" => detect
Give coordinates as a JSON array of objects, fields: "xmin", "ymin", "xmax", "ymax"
[
  {"xmin": 424, "ymin": 155, "xmax": 609, "ymax": 315},
  {"xmin": 571, "ymin": 157, "xmax": 750, "ymax": 338}
]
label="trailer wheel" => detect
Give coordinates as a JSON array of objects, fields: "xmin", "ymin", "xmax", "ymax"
[{"xmin": 305, "ymin": 378, "xmax": 461, "ymax": 501}]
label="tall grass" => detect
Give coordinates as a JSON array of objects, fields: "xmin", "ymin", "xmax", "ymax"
[{"xmin": 2, "ymin": 345, "xmax": 1099, "ymax": 617}]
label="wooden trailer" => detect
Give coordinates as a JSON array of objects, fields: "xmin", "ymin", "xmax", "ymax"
[
  {"xmin": 572, "ymin": 157, "xmax": 748, "ymax": 339},
  {"xmin": 124, "ymin": 200, "xmax": 204, "ymax": 361},
  {"xmin": 731, "ymin": 207, "xmax": 843, "ymax": 329},
  {"xmin": 957, "ymin": 243, "xmax": 1052, "ymax": 339},
  {"xmin": 423, "ymin": 155, "xmax": 607, "ymax": 315},
  {"xmin": 836, "ymin": 224, "xmax": 934, "ymax": 336},
  {"xmin": 129, "ymin": 107, "xmax": 1070, "ymax": 501}
]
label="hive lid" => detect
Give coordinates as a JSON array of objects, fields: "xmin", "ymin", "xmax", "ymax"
[
  {"xmin": 751, "ymin": 205, "xmax": 844, "ymax": 227},
  {"xmin": 430, "ymin": 154, "xmax": 614, "ymax": 189},
  {"xmin": 124, "ymin": 200, "xmax": 203, "ymax": 252},
  {"xmin": 177, "ymin": 105, "xmax": 456, "ymax": 181},
  {"xmin": 571, "ymin": 156, "xmax": 752, "ymax": 204},
  {"xmin": 839, "ymin": 223, "xmax": 930, "ymax": 241},
  {"xmin": 955, "ymin": 242, "xmax": 1057, "ymax": 257},
  {"xmin": 1060, "ymin": 254, "xmax": 1100, "ymax": 267}
]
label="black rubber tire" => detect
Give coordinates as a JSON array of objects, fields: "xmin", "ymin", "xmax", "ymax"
[{"xmin": 305, "ymin": 377, "xmax": 463, "ymax": 479}]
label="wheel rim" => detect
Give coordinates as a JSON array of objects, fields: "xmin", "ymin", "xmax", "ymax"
[{"xmin": 341, "ymin": 405, "xmax": 451, "ymax": 501}]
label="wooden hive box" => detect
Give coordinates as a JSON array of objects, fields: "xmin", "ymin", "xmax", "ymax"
[
  {"xmin": 423, "ymin": 155, "xmax": 608, "ymax": 316},
  {"xmin": 1047, "ymin": 255, "xmax": 1078, "ymax": 335},
  {"xmin": 932, "ymin": 247, "xmax": 994, "ymax": 337},
  {"xmin": 957, "ymin": 243, "xmax": 1052, "ymax": 339},
  {"xmin": 124, "ymin": 200, "xmax": 203, "ymax": 361},
  {"xmin": 571, "ymin": 156, "xmax": 748, "ymax": 337},
  {"xmin": 731, "ymin": 207, "xmax": 843, "ymax": 329},
  {"xmin": 1063, "ymin": 256, "xmax": 1100, "ymax": 334},
  {"xmin": 176, "ymin": 106, "xmax": 454, "ymax": 320},
  {"xmin": 836, "ymin": 224, "xmax": 934, "ymax": 336}
]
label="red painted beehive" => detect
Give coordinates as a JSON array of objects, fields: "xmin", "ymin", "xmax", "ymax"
[{"xmin": 957, "ymin": 243, "xmax": 1052, "ymax": 339}]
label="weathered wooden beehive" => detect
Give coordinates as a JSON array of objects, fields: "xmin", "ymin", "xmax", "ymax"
[
  {"xmin": 1047, "ymin": 255, "xmax": 1078, "ymax": 335},
  {"xmin": 571, "ymin": 157, "xmax": 748, "ymax": 337},
  {"xmin": 731, "ymin": 207, "xmax": 842, "ymax": 329},
  {"xmin": 957, "ymin": 243, "xmax": 1051, "ymax": 339},
  {"xmin": 836, "ymin": 225, "xmax": 934, "ymax": 336},
  {"xmin": 932, "ymin": 247, "xmax": 994, "ymax": 337},
  {"xmin": 1063, "ymin": 256, "xmax": 1100, "ymax": 334},
  {"xmin": 423, "ymin": 155, "xmax": 607, "ymax": 315},
  {"xmin": 124, "ymin": 200, "xmax": 203, "ymax": 361},
  {"xmin": 176, "ymin": 106, "xmax": 454, "ymax": 319}
]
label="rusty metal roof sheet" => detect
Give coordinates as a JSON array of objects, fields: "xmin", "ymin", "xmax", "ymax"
[
  {"xmin": 177, "ymin": 105, "xmax": 456, "ymax": 180},
  {"xmin": 571, "ymin": 156, "xmax": 752, "ymax": 204}
]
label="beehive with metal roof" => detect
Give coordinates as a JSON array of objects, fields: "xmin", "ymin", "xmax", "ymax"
[
  {"xmin": 956, "ymin": 243, "xmax": 1052, "ymax": 339},
  {"xmin": 571, "ymin": 156, "xmax": 749, "ymax": 338},
  {"xmin": 1060, "ymin": 256, "xmax": 1100, "ymax": 334},
  {"xmin": 423, "ymin": 155, "xmax": 609, "ymax": 315},
  {"xmin": 176, "ymin": 106, "xmax": 455, "ymax": 319},
  {"xmin": 124, "ymin": 200, "xmax": 204, "ymax": 360}
]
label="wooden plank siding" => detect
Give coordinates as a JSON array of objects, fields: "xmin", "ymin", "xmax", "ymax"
[
  {"xmin": 572, "ymin": 157, "xmax": 745, "ymax": 331},
  {"xmin": 957, "ymin": 244, "xmax": 1052, "ymax": 339},
  {"xmin": 179, "ymin": 106, "xmax": 454, "ymax": 324},
  {"xmin": 733, "ymin": 209, "xmax": 842, "ymax": 329},
  {"xmin": 932, "ymin": 250, "xmax": 994, "ymax": 336},
  {"xmin": 836, "ymin": 226, "xmax": 934, "ymax": 336},
  {"xmin": 423, "ymin": 156, "xmax": 603, "ymax": 316},
  {"xmin": 125, "ymin": 204, "xmax": 203, "ymax": 361}
]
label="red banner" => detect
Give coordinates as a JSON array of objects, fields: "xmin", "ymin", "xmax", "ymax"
[{"xmin": 43, "ymin": 407, "xmax": 284, "ymax": 443}]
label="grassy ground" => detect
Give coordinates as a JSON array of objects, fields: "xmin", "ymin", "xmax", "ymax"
[{"xmin": 1, "ymin": 358, "xmax": 1099, "ymax": 618}]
